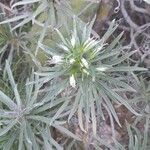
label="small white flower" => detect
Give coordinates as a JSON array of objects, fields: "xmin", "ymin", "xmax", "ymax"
[
  {"xmin": 69, "ymin": 74, "xmax": 76, "ymax": 88},
  {"xmin": 96, "ymin": 66, "xmax": 110, "ymax": 72},
  {"xmin": 83, "ymin": 69, "xmax": 89, "ymax": 75},
  {"xmin": 58, "ymin": 44, "xmax": 69, "ymax": 52},
  {"xmin": 51, "ymin": 55, "xmax": 62, "ymax": 64},
  {"xmin": 69, "ymin": 58, "xmax": 75, "ymax": 64},
  {"xmin": 81, "ymin": 58, "xmax": 89, "ymax": 69},
  {"xmin": 71, "ymin": 35, "xmax": 76, "ymax": 48}
]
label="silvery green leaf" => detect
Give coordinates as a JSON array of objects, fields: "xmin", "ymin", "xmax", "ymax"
[
  {"xmin": 143, "ymin": 0, "xmax": 150, "ymax": 4},
  {"xmin": 108, "ymin": 66, "xmax": 147, "ymax": 72},
  {"xmin": 0, "ymin": 91, "xmax": 17, "ymax": 110},
  {"xmin": 11, "ymin": 0, "xmax": 41, "ymax": 9},
  {"xmin": 6, "ymin": 61, "xmax": 22, "ymax": 107},
  {"xmin": 53, "ymin": 123, "xmax": 81, "ymax": 141},
  {"xmin": 0, "ymin": 14, "xmax": 30, "ymax": 25},
  {"xmin": 0, "ymin": 119, "xmax": 17, "ymax": 136},
  {"xmin": 3, "ymin": 132, "xmax": 17, "ymax": 150}
]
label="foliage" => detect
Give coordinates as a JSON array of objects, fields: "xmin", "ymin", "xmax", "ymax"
[
  {"xmin": 0, "ymin": 61, "xmax": 80, "ymax": 149},
  {"xmin": 0, "ymin": 0, "xmax": 149, "ymax": 149},
  {"xmin": 143, "ymin": 0, "xmax": 150, "ymax": 4},
  {"xmin": 37, "ymin": 18, "xmax": 146, "ymax": 136}
]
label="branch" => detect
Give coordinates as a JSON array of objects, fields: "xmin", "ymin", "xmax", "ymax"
[
  {"xmin": 128, "ymin": 0, "xmax": 149, "ymax": 15},
  {"xmin": 120, "ymin": 0, "xmax": 138, "ymax": 29}
]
